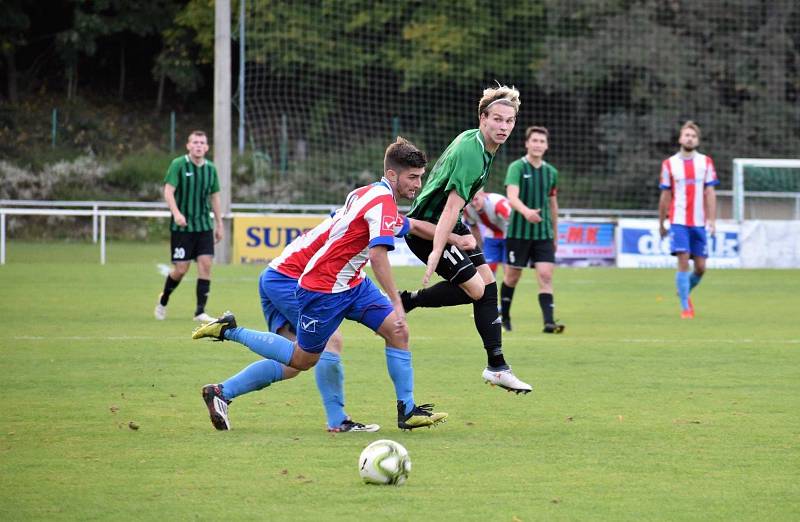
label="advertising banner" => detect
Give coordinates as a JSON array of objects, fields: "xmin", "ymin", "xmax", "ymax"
[
  {"xmin": 233, "ymin": 215, "xmax": 326, "ymax": 264},
  {"xmin": 616, "ymin": 219, "xmax": 740, "ymax": 268},
  {"xmin": 232, "ymin": 214, "xmax": 424, "ymax": 267},
  {"xmin": 556, "ymin": 221, "xmax": 616, "ymax": 266}
]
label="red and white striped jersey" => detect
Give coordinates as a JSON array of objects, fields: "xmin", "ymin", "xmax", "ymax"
[
  {"xmin": 463, "ymin": 192, "xmax": 510, "ymax": 239},
  {"xmin": 660, "ymin": 152, "xmax": 719, "ymax": 226},
  {"xmin": 268, "ymin": 210, "xmax": 341, "ymax": 279},
  {"xmin": 299, "ymin": 178, "xmax": 406, "ymax": 293}
]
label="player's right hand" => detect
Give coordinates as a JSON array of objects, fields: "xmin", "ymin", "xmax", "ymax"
[
  {"xmin": 423, "ymin": 250, "xmax": 442, "ymax": 287},
  {"xmin": 526, "ymin": 208, "xmax": 542, "ymax": 223},
  {"xmin": 174, "ymin": 212, "xmax": 187, "ymax": 227}
]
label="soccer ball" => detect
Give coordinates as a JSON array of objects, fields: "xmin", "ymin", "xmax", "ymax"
[{"xmin": 358, "ymin": 439, "xmax": 411, "ymax": 485}]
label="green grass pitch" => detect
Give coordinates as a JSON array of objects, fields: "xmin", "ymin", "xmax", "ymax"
[{"xmin": 1, "ymin": 241, "xmax": 799, "ymax": 520}]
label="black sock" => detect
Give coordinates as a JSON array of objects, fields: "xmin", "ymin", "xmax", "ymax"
[
  {"xmin": 500, "ymin": 283, "xmax": 515, "ymax": 321},
  {"xmin": 160, "ymin": 275, "xmax": 180, "ymax": 306},
  {"xmin": 539, "ymin": 292, "xmax": 554, "ymax": 324},
  {"xmin": 406, "ymin": 281, "xmax": 473, "ymax": 309},
  {"xmin": 195, "ymin": 279, "xmax": 210, "ymax": 315},
  {"xmin": 473, "ymin": 282, "xmax": 507, "ymax": 369}
]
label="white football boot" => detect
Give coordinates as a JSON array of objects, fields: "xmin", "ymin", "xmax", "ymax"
[
  {"xmin": 482, "ymin": 368, "xmax": 533, "ymax": 394},
  {"xmin": 193, "ymin": 312, "xmax": 216, "ymax": 322},
  {"xmin": 154, "ymin": 300, "xmax": 167, "ymax": 320}
]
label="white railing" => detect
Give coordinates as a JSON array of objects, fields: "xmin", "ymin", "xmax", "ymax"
[
  {"xmin": 0, "ymin": 199, "xmax": 339, "ymax": 245},
  {"xmin": 0, "ymin": 208, "xmax": 171, "ymax": 265}
]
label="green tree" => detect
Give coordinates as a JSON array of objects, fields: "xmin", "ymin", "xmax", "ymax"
[{"xmin": 0, "ymin": 0, "xmax": 30, "ymax": 103}]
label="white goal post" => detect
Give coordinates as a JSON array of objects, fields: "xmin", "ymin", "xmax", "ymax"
[{"xmin": 732, "ymin": 158, "xmax": 800, "ymax": 222}]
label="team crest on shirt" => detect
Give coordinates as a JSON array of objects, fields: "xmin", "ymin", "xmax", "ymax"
[
  {"xmin": 382, "ymin": 215, "xmax": 396, "ymax": 232},
  {"xmin": 299, "ymin": 315, "xmax": 318, "ymax": 332}
]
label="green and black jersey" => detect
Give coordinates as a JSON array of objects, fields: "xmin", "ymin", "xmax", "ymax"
[
  {"xmin": 164, "ymin": 155, "xmax": 220, "ymax": 232},
  {"xmin": 408, "ymin": 129, "xmax": 494, "ymax": 224},
  {"xmin": 505, "ymin": 157, "xmax": 559, "ymax": 240}
]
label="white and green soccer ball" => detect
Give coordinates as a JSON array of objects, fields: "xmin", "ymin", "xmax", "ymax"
[{"xmin": 358, "ymin": 439, "xmax": 411, "ymax": 486}]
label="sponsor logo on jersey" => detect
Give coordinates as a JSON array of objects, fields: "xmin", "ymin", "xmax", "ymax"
[{"xmin": 382, "ymin": 215, "xmax": 396, "ymax": 232}]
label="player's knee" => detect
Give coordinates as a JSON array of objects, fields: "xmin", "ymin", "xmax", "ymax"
[
  {"xmin": 292, "ymin": 358, "xmax": 316, "ymax": 371},
  {"xmin": 282, "ymin": 366, "xmax": 301, "ymax": 380},
  {"xmin": 463, "ymin": 284, "xmax": 484, "ymax": 301},
  {"xmin": 289, "ymin": 348, "xmax": 319, "ymax": 371},
  {"xmin": 388, "ymin": 330, "xmax": 409, "ymax": 349},
  {"xmin": 504, "ymin": 269, "xmax": 521, "ymax": 286}
]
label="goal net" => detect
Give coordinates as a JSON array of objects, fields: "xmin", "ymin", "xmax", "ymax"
[
  {"xmin": 732, "ymin": 159, "xmax": 800, "ymax": 221},
  {"xmin": 239, "ymin": 1, "xmax": 800, "ymax": 213}
]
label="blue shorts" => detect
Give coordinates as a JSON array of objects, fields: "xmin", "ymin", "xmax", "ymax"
[
  {"xmin": 482, "ymin": 237, "xmax": 507, "ymax": 264},
  {"xmin": 295, "ymin": 278, "xmax": 393, "ymax": 353},
  {"xmin": 669, "ymin": 224, "xmax": 708, "ymax": 258},
  {"xmin": 258, "ymin": 268, "xmax": 300, "ymax": 334}
]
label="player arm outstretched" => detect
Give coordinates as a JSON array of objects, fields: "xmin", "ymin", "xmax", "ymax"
[
  {"xmin": 423, "ymin": 190, "xmax": 465, "ymax": 285},
  {"xmin": 369, "ymin": 245, "xmax": 407, "ymax": 335},
  {"xmin": 506, "ymin": 185, "xmax": 542, "ymax": 223},
  {"xmin": 407, "ymin": 217, "xmax": 476, "ymax": 251}
]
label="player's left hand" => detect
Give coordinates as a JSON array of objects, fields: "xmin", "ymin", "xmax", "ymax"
[
  {"xmin": 456, "ymin": 234, "xmax": 477, "ymax": 251},
  {"xmin": 706, "ymin": 221, "xmax": 716, "ymax": 235},
  {"xmin": 423, "ymin": 250, "xmax": 442, "ymax": 286}
]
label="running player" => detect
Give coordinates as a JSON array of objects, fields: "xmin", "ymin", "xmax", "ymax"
[
  {"xmin": 154, "ymin": 130, "xmax": 222, "ymax": 322},
  {"xmin": 193, "ymin": 137, "xmax": 448, "ymax": 431},
  {"xmin": 400, "ymin": 83, "xmax": 533, "ymax": 394}
]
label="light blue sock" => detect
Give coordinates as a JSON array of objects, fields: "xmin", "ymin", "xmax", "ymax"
[
  {"xmin": 385, "ymin": 347, "xmax": 414, "ymax": 415},
  {"xmin": 221, "ymin": 359, "xmax": 284, "ymax": 400},
  {"xmin": 689, "ymin": 272, "xmax": 702, "ymax": 291},
  {"xmin": 224, "ymin": 327, "xmax": 295, "ymax": 365},
  {"xmin": 315, "ymin": 352, "xmax": 347, "ymax": 429},
  {"xmin": 676, "ymin": 271, "xmax": 691, "ymax": 310}
]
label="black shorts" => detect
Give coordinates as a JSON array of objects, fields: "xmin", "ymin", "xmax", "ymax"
[
  {"xmin": 405, "ymin": 221, "xmax": 486, "ymax": 285},
  {"xmin": 505, "ymin": 238, "xmax": 556, "ymax": 268},
  {"xmin": 170, "ymin": 230, "xmax": 214, "ymax": 262}
]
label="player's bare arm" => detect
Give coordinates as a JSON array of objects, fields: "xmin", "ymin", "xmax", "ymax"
[
  {"xmin": 469, "ymin": 220, "xmax": 485, "ymax": 250},
  {"xmin": 658, "ymin": 190, "xmax": 672, "ymax": 238},
  {"xmin": 550, "ymin": 194, "xmax": 559, "ymax": 251},
  {"xmin": 164, "ymin": 183, "xmax": 187, "ymax": 227},
  {"xmin": 408, "ymin": 218, "xmax": 476, "ymax": 250},
  {"xmin": 210, "ymin": 192, "xmax": 224, "ymax": 243},
  {"xmin": 423, "ymin": 190, "xmax": 465, "ymax": 286},
  {"xmin": 704, "ymin": 185, "xmax": 717, "ymax": 235},
  {"xmin": 369, "ymin": 245, "xmax": 407, "ymax": 335},
  {"xmin": 506, "ymin": 184, "xmax": 542, "ymax": 223}
]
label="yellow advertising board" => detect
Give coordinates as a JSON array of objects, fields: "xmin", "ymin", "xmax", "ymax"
[{"xmin": 232, "ymin": 214, "xmax": 326, "ymax": 264}]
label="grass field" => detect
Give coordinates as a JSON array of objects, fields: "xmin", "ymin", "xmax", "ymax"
[{"xmin": 1, "ymin": 241, "xmax": 799, "ymax": 521}]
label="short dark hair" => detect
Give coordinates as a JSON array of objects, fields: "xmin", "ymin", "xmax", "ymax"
[
  {"xmin": 525, "ymin": 126, "xmax": 549, "ymax": 140},
  {"xmin": 384, "ymin": 136, "xmax": 427, "ymax": 173}
]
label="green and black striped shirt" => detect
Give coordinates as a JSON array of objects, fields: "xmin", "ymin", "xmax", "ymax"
[
  {"xmin": 164, "ymin": 155, "xmax": 220, "ymax": 232},
  {"xmin": 408, "ymin": 129, "xmax": 494, "ymax": 223},
  {"xmin": 505, "ymin": 157, "xmax": 559, "ymax": 240}
]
